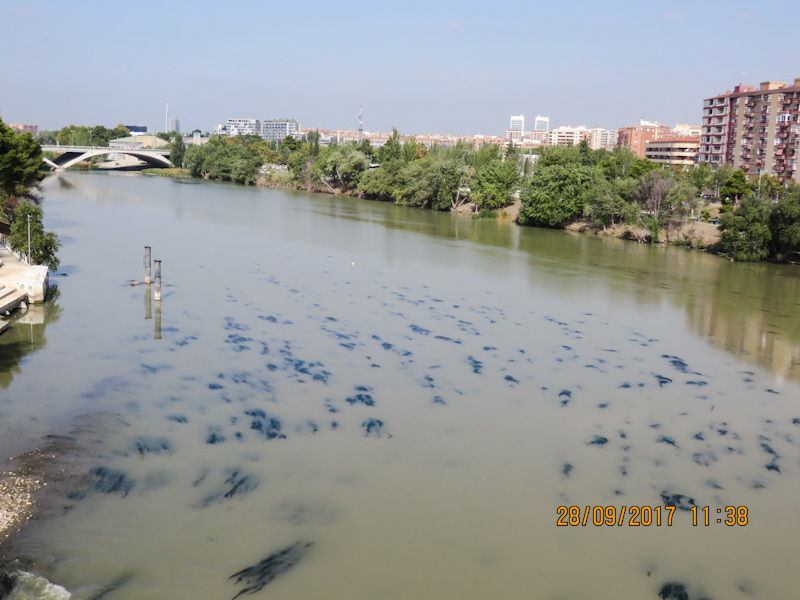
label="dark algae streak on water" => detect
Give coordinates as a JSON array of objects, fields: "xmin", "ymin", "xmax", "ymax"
[{"xmin": 1, "ymin": 172, "xmax": 799, "ymax": 599}]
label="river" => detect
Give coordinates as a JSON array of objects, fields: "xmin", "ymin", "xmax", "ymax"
[{"xmin": 1, "ymin": 171, "xmax": 799, "ymax": 600}]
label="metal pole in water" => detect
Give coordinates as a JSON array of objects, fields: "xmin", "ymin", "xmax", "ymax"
[
  {"xmin": 144, "ymin": 246, "xmax": 152, "ymax": 283},
  {"xmin": 153, "ymin": 260, "xmax": 162, "ymax": 301}
]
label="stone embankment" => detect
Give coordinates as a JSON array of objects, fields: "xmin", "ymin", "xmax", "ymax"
[{"xmin": 0, "ymin": 243, "xmax": 49, "ymax": 333}]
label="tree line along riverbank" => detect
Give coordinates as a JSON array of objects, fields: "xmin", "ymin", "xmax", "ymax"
[{"xmin": 53, "ymin": 127, "xmax": 800, "ymax": 263}]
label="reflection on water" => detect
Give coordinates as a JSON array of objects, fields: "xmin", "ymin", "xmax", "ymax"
[
  {"xmin": 0, "ymin": 289, "xmax": 61, "ymax": 390},
  {"xmin": 1, "ymin": 172, "xmax": 799, "ymax": 600},
  {"xmin": 280, "ymin": 188, "xmax": 800, "ymax": 382}
]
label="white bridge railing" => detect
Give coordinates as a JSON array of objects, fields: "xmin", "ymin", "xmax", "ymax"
[{"xmin": 42, "ymin": 145, "xmax": 171, "ymax": 155}]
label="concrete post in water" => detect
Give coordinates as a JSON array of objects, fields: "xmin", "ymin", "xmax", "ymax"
[
  {"xmin": 144, "ymin": 246, "xmax": 152, "ymax": 284},
  {"xmin": 154, "ymin": 260, "xmax": 162, "ymax": 301}
]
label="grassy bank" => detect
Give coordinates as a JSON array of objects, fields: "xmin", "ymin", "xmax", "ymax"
[{"xmin": 142, "ymin": 168, "xmax": 192, "ymax": 178}]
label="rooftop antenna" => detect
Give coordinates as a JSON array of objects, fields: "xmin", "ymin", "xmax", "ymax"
[{"xmin": 358, "ymin": 101, "xmax": 363, "ymax": 144}]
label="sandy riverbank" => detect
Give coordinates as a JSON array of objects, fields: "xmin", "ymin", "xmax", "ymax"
[{"xmin": 565, "ymin": 219, "xmax": 721, "ymax": 247}]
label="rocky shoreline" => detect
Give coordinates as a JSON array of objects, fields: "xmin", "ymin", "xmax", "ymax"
[{"xmin": 0, "ymin": 427, "xmax": 101, "ymax": 567}]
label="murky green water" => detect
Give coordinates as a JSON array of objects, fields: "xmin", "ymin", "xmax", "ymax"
[{"xmin": 2, "ymin": 171, "xmax": 800, "ymax": 599}]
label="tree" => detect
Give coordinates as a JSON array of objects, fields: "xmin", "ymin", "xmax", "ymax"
[
  {"xmin": 685, "ymin": 162, "xmax": 712, "ymax": 196},
  {"xmin": 710, "ymin": 163, "xmax": 733, "ymax": 198},
  {"xmin": 356, "ymin": 138, "xmax": 374, "ymax": 160},
  {"xmin": 534, "ymin": 145, "xmax": 581, "ymax": 168},
  {"xmin": 505, "ymin": 141, "xmax": 519, "ymax": 162},
  {"xmin": 598, "ymin": 146, "xmax": 638, "ymax": 179},
  {"xmin": 278, "ymin": 135, "xmax": 302, "ymax": 159},
  {"xmin": 393, "ymin": 155, "xmax": 463, "ymax": 210},
  {"xmin": 634, "ymin": 170, "xmax": 675, "ymax": 217},
  {"xmin": 718, "ymin": 195, "xmax": 772, "ymax": 261},
  {"xmin": 183, "ymin": 137, "xmax": 261, "ymax": 184},
  {"xmin": 577, "ymin": 139, "xmax": 593, "ymax": 166},
  {"xmin": 402, "ymin": 137, "xmax": 422, "ymax": 162},
  {"xmin": 358, "ymin": 159, "xmax": 405, "ymax": 201},
  {"xmin": 769, "ymin": 185, "xmax": 800, "ymax": 260},
  {"xmin": 311, "ymin": 144, "xmax": 369, "ymax": 190},
  {"xmin": 184, "ymin": 144, "xmax": 207, "ymax": 178},
  {"xmin": 37, "ymin": 130, "xmax": 58, "ymax": 145},
  {"xmin": 518, "ymin": 165, "xmax": 604, "ymax": 227},
  {"xmin": 0, "ymin": 117, "xmax": 45, "ymax": 220},
  {"xmin": 471, "ymin": 143, "xmax": 501, "ymax": 172},
  {"xmin": 719, "ymin": 169, "xmax": 748, "ymax": 204},
  {"xmin": 471, "ymin": 159, "xmax": 519, "ymax": 209},
  {"xmin": 630, "ymin": 158, "xmax": 657, "ymax": 179},
  {"xmin": 633, "ymin": 171, "xmax": 676, "ymax": 241},
  {"xmin": 170, "ymin": 133, "xmax": 186, "ymax": 168},
  {"xmin": 307, "ymin": 130, "xmax": 321, "ymax": 157},
  {"xmin": 8, "ymin": 201, "xmax": 61, "ymax": 271},
  {"xmin": 584, "ymin": 178, "xmax": 638, "ymax": 229},
  {"xmin": 663, "ymin": 180, "xmax": 698, "ymax": 238},
  {"xmin": 752, "ymin": 173, "xmax": 783, "ymax": 201},
  {"xmin": 377, "ymin": 128, "xmax": 402, "ymax": 163},
  {"xmin": 108, "ymin": 124, "xmax": 131, "ymax": 141}
]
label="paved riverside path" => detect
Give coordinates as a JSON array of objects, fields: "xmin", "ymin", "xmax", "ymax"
[{"xmin": 0, "ymin": 244, "xmax": 48, "ymax": 328}]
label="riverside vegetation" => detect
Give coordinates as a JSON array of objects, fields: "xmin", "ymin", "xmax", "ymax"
[
  {"xmin": 0, "ymin": 117, "xmax": 61, "ymax": 271},
  {"xmin": 30, "ymin": 120, "xmax": 800, "ymax": 264},
  {"xmin": 174, "ymin": 130, "xmax": 800, "ymax": 263}
]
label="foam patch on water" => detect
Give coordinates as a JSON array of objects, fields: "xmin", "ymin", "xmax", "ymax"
[{"xmin": 5, "ymin": 571, "xmax": 71, "ymax": 600}]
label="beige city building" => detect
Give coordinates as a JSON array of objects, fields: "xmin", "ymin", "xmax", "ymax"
[
  {"xmin": 548, "ymin": 125, "xmax": 590, "ymax": 147},
  {"xmin": 672, "ymin": 123, "xmax": 701, "ymax": 137},
  {"xmin": 645, "ymin": 137, "xmax": 700, "ymax": 167},
  {"xmin": 589, "ymin": 128, "xmax": 618, "ymax": 151}
]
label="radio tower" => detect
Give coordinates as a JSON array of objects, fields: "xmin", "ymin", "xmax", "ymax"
[{"xmin": 358, "ymin": 101, "xmax": 363, "ymax": 144}]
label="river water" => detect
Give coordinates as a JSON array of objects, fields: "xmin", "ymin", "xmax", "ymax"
[{"xmin": 1, "ymin": 171, "xmax": 799, "ymax": 600}]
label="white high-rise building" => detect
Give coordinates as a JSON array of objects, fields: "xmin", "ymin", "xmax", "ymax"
[
  {"xmin": 534, "ymin": 115, "xmax": 550, "ymax": 132},
  {"xmin": 262, "ymin": 118, "xmax": 301, "ymax": 142},
  {"xmin": 221, "ymin": 118, "xmax": 261, "ymax": 137},
  {"xmin": 169, "ymin": 116, "xmax": 180, "ymax": 134},
  {"xmin": 509, "ymin": 114, "xmax": 525, "ymax": 133}
]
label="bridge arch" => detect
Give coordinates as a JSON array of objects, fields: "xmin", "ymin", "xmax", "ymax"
[{"xmin": 41, "ymin": 146, "xmax": 172, "ymax": 170}]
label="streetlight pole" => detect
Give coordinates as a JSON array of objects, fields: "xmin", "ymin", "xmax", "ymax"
[{"xmin": 27, "ymin": 214, "xmax": 31, "ymax": 264}]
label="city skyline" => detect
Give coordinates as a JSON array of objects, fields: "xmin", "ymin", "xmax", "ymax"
[{"xmin": 1, "ymin": 1, "xmax": 798, "ymax": 136}]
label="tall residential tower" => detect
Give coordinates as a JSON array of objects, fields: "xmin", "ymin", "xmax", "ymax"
[{"xmin": 699, "ymin": 78, "xmax": 800, "ymax": 185}]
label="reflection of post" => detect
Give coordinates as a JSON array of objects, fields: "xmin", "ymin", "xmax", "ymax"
[
  {"xmin": 154, "ymin": 297, "xmax": 162, "ymax": 340},
  {"xmin": 145, "ymin": 283, "xmax": 152, "ymax": 320},
  {"xmin": 144, "ymin": 246, "xmax": 152, "ymax": 284},
  {"xmin": 154, "ymin": 260, "xmax": 162, "ymax": 301}
]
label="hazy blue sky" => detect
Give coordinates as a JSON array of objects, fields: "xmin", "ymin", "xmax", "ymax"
[{"xmin": 2, "ymin": 0, "xmax": 798, "ymax": 136}]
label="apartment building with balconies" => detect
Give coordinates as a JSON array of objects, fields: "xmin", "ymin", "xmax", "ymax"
[
  {"xmin": 262, "ymin": 118, "xmax": 301, "ymax": 143},
  {"xmin": 699, "ymin": 79, "xmax": 800, "ymax": 185},
  {"xmin": 222, "ymin": 118, "xmax": 261, "ymax": 137},
  {"xmin": 588, "ymin": 128, "xmax": 618, "ymax": 151},
  {"xmin": 548, "ymin": 125, "xmax": 590, "ymax": 147},
  {"xmin": 645, "ymin": 137, "xmax": 700, "ymax": 167},
  {"xmin": 617, "ymin": 119, "xmax": 670, "ymax": 158}
]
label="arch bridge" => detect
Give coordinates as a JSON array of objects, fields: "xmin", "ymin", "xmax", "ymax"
[{"xmin": 41, "ymin": 145, "xmax": 172, "ymax": 170}]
